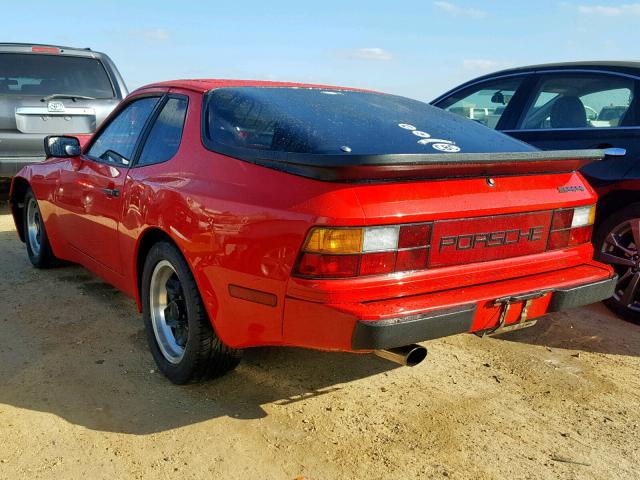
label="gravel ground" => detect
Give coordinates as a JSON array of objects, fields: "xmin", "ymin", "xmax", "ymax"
[{"xmin": 0, "ymin": 203, "xmax": 639, "ymax": 480}]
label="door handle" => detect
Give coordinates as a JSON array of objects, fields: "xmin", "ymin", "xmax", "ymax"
[{"xmin": 101, "ymin": 187, "xmax": 120, "ymax": 198}]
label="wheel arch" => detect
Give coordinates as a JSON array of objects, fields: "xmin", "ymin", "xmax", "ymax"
[
  {"xmin": 8, "ymin": 176, "xmax": 31, "ymax": 243},
  {"xmin": 134, "ymin": 227, "xmax": 176, "ymax": 309},
  {"xmin": 596, "ymin": 190, "xmax": 640, "ymax": 227},
  {"xmin": 133, "ymin": 227, "xmax": 221, "ymax": 330}
]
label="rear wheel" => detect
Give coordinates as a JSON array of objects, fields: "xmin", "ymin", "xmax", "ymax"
[
  {"xmin": 142, "ymin": 241, "xmax": 242, "ymax": 384},
  {"xmin": 594, "ymin": 203, "xmax": 640, "ymax": 324},
  {"xmin": 23, "ymin": 189, "xmax": 57, "ymax": 268}
]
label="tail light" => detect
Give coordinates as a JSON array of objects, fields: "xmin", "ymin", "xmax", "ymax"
[
  {"xmin": 295, "ymin": 224, "xmax": 431, "ymax": 278},
  {"xmin": 294, "ymin": 204, "xmax": 596, "ymax": 279},
  {"xmin": 547, "ymin": 205, "xmax": 596, "ymax": 250}
]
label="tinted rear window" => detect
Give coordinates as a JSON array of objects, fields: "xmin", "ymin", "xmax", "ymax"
[
  {"xmin": 203, "ymin": 87, "xmax": 532, "ymax": 157},
  {"xmin": 0, "ymin": 53, "xmax": 114, "ymax": 98}
]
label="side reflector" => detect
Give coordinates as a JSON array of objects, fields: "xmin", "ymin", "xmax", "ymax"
[{"xmin": 228, "ymin": 285, "xmax": 277, "ymax": 306}]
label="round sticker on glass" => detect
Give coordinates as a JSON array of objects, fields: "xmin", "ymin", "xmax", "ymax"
[{"xmin": 432, "ymin": 143, "xmax": 461, "ymax": 152}]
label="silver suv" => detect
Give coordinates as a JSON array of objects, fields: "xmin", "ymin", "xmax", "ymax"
[{"xmin": 0, "ymin": 43, "xmax": 127, "ymax": 177}]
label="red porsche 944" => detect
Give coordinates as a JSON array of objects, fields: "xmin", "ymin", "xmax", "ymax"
[{"xmin": 9, "ymin": 80, "xmax": 616, "ymax": 383}]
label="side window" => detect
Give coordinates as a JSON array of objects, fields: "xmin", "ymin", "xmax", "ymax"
[
  {"xmin": 137, "ymin": 97, "xmax": 188, "ymax": 167},
  {"xmin": 87, "ymin": 96, "xmax": 160, "ymax": 166},
  {"xmin": 519, "ymin": 74, "xmax": 635, "ymax": 129},
  {"xmin": 438, "ymin": 77, "xmax": 524, "ymax": 129}
]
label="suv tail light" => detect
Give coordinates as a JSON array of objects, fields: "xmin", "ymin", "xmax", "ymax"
[
  {"xmin": 547, "ymin": 205, "xmax": 596, "ymax": 250},
  {"xmin": 295, "ymin": 224, "xmax": 432, "ymax": 278}
]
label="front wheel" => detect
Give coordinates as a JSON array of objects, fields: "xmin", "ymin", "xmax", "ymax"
[
  {"xmin": 594, "ymin": 203, "xmax": 640, "ymax": 324},
  {"xmin": 141, "ymin": 241, "xmax": 242, "ymax": 384},
  {"xmin": 23, "ymin": 189, "xmax": 57, "ymax": 268}
]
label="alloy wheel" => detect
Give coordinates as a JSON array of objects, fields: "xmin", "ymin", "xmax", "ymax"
[
  {"xmin": 599, "ymin": 218, "xmax": 640, "ymax": 312},
  {"xmin": 149, "ymin": 260, "xmax": 189, "ymax": 363}
]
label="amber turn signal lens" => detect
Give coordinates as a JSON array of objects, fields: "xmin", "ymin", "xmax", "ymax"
[{"xmin": 303, "ymin": 228, "xmax": 363, "ymax": 254}]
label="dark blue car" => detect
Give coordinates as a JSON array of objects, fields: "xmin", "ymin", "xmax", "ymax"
[{"xmin": 432, "ymin": 62, "xmax": 640, "ymax": 323}]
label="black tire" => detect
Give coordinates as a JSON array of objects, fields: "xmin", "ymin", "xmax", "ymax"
[
  {"xmin": 141, "ymin": 241, "xmax": 242, "ymax": 384},
  {"xmin": 23, "ymin": 189, "xmax": 57, "ymax": 268},
  {"xmin": 594, "ymin": 203, "xmax": 640, "ymax": 324}
]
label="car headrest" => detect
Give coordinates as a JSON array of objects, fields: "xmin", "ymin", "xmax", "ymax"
[{"xmin": 550, "ymin": 96, "xmax": 588, "ymax": 129}]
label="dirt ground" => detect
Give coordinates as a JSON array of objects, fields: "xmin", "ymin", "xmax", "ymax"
[{"xmin": 0, "ymin": 202, "xmax": 638, "ymax": 480}]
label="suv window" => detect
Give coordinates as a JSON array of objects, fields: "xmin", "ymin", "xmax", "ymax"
[
  {"xmin": 87, "ymin": 97, "xmax": 160, "ymax": 166},
  {"xmin": 0, "ymin": 53, "xmax": 115, "ymax": 98},
  {"xmin": 520, "ymin": 73, "xmax": 636, "ymax": 129},
  {"xmin": 437, "ymin": 77, "xmax": 524, "ymax": 129},
  {"xmin": 137, "ymin": 97, "xmax": 188, "ymax": 167}
]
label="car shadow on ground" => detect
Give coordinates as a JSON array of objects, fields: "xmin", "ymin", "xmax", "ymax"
[
  {"xmin": 493, "ymin": 302, "xmax": 640, "ymax": 357},
  {"xmin": 0, "ymin": 229, "xmax": 396, "ymax": 434}
]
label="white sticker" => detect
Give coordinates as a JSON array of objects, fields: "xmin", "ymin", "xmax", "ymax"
[
  {"xmin": 432, "ymin": 143, "xmax": 461, "ymax": 152},
  {"xmin": 412, "ymin": 130, "xmax": 430, "ymax": 138},
  {"xmin": 417, "ymin": 138, "xmax": 450, "ymax": 145},
  {"xmin": 398, "ymin": 123, "xmax": 416, "ymax": 130}
]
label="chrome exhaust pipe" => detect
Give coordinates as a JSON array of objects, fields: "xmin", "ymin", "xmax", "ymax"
[{"xmin": 374, "ymin": 344, "xmax": 427, "ymax": 367}]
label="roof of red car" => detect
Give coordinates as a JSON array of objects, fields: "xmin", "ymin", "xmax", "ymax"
[{"xmin": 135, "ymin": 79, "xmax": 373, "ymax": 94}]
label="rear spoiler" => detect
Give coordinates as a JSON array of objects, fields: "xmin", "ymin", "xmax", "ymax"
[{"xmin": 241, "ymin": 149, "xmax": 605, "ymax": 182}]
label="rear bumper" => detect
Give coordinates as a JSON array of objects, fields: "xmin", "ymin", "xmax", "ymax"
[
  {"xmin": 282, "ymin": 262, "xmax": 615, "ymax": 351},
  {"xmin": 0, "ymin": 157, "xmax": 43, "ymax": 177},
  {"xmin": 351, "ymin": 275, "xmax": 616, "ymax": 349}
]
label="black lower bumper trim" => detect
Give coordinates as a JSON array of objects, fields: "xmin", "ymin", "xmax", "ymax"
[
  {"xmin": 351, "ymin": 304, "xmax": 476, "ymax": 350},
  {"xmin": 547, "ymin": 275, "xmax": 617, "ymax": 312},
  {"xmin": 351, "ymin": 275, "xmax": 617, "ymax": 350}
]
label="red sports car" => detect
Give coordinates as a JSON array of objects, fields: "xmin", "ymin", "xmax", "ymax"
[{"xmin": 9, "ymin": 80, "xmax": 616, "ymax": 384}]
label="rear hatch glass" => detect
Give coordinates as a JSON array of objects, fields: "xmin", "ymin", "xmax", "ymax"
[
  {"xmin": 0, "ymin": 53, "xmax": 114, "ymax": 98},
  {"xmin": 203, "ymin": 86, "xmax": 533, "ymax": 156},
  {"xmin": 201, "ymin": 87, "xmax": 601, "ymax": 181}
]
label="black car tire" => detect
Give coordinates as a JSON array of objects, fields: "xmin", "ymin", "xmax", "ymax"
[
  {"xmin": 142, "ymin": 241, "xmax": 242, "ymax": 384},
  {"xmin": 594, "ymin": 203, "xmax": 640, "ymax": 324},
  {"xmin": 23, "ymin": 189, "xmax": 58, "ymax": 268}
]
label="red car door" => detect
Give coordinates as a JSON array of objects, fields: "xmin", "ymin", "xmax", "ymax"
[{"xmin": 55, "ymin": 95, "xmax": 162, "ymax": 274}]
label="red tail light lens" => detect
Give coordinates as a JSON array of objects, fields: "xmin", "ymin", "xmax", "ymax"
[
  {"xmin": 569, "ymin": 225, "xmax": 593, "ymax": 246},
  {"xmin": 360, "ymin": 252, "xmax": 396, "ymax": 276},
  {"xmin": 295, "ymin": 224, "xmax": 432, "ymax": 278},
  {"xmin": 547, "ymin": 229, "xmax": 571, "ymax": 250},
  {"xmin": 296, "ymin": 253, "xmax": 359, "ymax": 278},
  {"xmin": 551, "ymin": 209, "xmax": 574, "ymax": 230},
  {"xmin": 396, "ymin": 247, "xmax": 429, "ymax": 272},
  {"xmin": 547, "ymin": 205, "xmax": 595, "ymax": 250},
  {"xmin": 398, "ymin": 224, "xmax": 432, "ymax": 249}
]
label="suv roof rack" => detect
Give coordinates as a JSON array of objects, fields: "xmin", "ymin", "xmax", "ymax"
[{"xmin": 0, "ymin": 42, "xmax": 92, "ymax": 51}]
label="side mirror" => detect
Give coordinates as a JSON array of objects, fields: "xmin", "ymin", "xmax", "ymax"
[
  {"xmin": 603, "ymin": 147, "xmax": 627, "ymax": 157},
  {"xmin": 44, "ymin": 136, "xmax": 81, "ymax": 158}
]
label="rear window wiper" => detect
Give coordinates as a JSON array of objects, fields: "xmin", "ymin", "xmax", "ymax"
[{"xmin": 41, "ymin": 93, "xmax": 97, "ymax": 102}]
